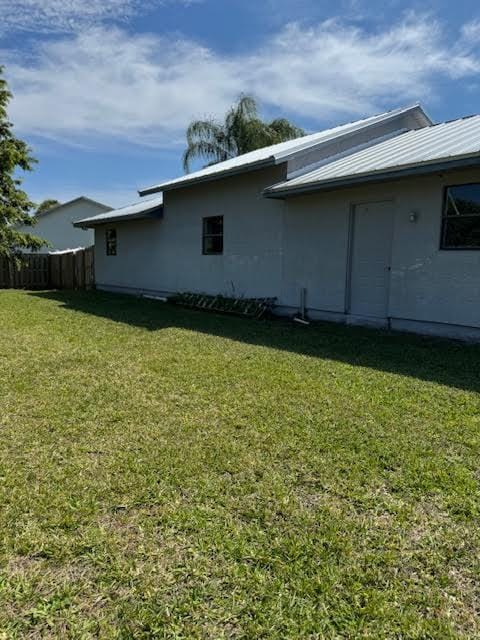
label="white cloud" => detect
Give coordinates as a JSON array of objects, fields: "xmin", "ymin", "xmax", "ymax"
[
  {"xmin": 5, "ymin": 14, "xmax": 480, "ymax": 149},
  {"xmin": 247, "ymin": 17, "xmax": 480, "ymax": 114},
  {"xmin": 461, "ymin": 20, "xmax": 480, "ymax": 45},
  {"xmin": 0, "ymin": 0, "xmax": 195, "ymax": 33},
  {"xmin": 5, "ymin": 28, "xmax": 238, "ymax": 147}
]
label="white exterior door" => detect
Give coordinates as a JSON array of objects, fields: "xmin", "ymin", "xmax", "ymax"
[{"xmin": 348, "ymin": 201, "xmax": 393, "ymax": 320}]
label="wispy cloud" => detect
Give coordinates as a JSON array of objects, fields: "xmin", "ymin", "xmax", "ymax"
[
  {"xmin": 5, "ymin": 14, "xmax": 480, "ymax": 149},
  {"xmin": 249, "ymin": 16, "xmax": 480, "ymax": 113},
  {"xmin": 5, "ymin": 28, "xmax": 239, "ymax": 147},
  {"xmin": 461, "ymin": 19, "xmax": 480, "ymax": 45},
  {"xmin": 0, "ymin": 0, "xmax": 195, "ymax": 33}
]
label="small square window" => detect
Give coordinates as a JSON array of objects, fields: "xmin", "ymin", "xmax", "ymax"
[
  {"xmin": 202, "ymin": 216, "xmax": 223, "ymax": 255},
  {"xmin": 441, "ymin": 184, "xmax": 480, "ymax": 250},
  {"xmin": 106, "ymin": 228, "xmax": 117, "ymax": 256}
]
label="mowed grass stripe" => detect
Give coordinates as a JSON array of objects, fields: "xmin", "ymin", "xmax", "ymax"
[{"xmin": 0, "ymin": 289, "xmax": 479, "ymax": 638}]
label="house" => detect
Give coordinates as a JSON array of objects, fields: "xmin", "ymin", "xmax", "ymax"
[
  {"xmin": 75, "ymin": 104, "xmax": 480, "ymax": 341},
  {"xmin": 17, "ymin": 197, "xmax": 112, "ymax": 252}
]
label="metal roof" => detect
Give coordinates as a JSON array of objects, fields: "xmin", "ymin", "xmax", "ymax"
[
  {"xmin": 74, "ymin": 195, "xmax": 164, "ymax": 228},
  {"xmin": 139, "ymin": 104, "xmax": 430, "ymax": 195},
  {"xmin": 265, "ymin": 115, "xmax": 480, "ymax": 197}
]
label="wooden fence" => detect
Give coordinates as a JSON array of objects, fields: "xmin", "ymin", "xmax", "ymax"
[{"xmin": 0, "ymin": 247, "xmax": 95, "ymax": 290}]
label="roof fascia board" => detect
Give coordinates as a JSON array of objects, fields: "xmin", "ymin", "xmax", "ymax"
[
  {"xmin": 139, "ymin": 158, "xmax": 275, "ymax": 196},
  {"xmin": 264, "ymin": 154, "xmax": 480, "ymax": 199},
  {"xmin": 405, "ymin": 102, "xmax": 435, "ymax": 127},
  {"xmin": 74, "ymin": 208, "xmax": 163, "ymax": 229}
]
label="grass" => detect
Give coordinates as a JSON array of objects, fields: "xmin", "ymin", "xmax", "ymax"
[{"xmin": 0, "ymin": 289, "xmax": 479, "ymax": 639}]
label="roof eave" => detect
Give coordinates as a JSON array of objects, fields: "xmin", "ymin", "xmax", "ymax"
[
  {"xmin": 264, "ymin": 154, "xmax": 480, "ymax": 199},
  {"xmin": 74, "ymin": 207, "xmax": 163, "ymax": 229},
  {"xmin": 139, "ymin": 157, "xmax": 276, "ymax": 196}
]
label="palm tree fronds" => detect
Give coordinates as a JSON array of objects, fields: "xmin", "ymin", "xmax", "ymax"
[
  {"xmin": 186, "ymin": 119, "xmax": 223, "ymax": 146},
  {"xmin": 183, "ymin": 140, "xmax": 232, "ymax": 173},
  {"xmin": 183, "ymin": 95, "xmax": 304, "ymax": 173},
  {"xmin": 268, "ymin": 118, "xmax": 305, "ymax": 141}
]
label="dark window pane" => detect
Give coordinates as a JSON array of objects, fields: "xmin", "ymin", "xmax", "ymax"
[
  {"xmin": 106, "ymin": 228, "xmax": 117, "ymax": 256},
  {"xmin": 445, "ymin": 185, "xmax": 480, "ymax": 217},
  {"xmin": 442, "ymin": 216, "xmax": 480, "ymax": 248},
  {"xmin": 203, "ymin": 235, "xmax": 223, "ymax": 254},
  {"xmin": 202, "ymin": 216, "xmax": 223, "ymax": 254},
  {"xmin": 204, "ymin": 216, "xmax": 223, "ymax": 235}
]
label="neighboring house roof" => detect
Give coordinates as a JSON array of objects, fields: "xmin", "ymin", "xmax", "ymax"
[
  {"xmin": 74, "ymin": 195, "xmax": 164, "ymax": 228},
  {"xmin": 265, "ymin": 115, "xmax": 480, "ymax": 197},
  {"xmin": 139, "ymin": 104, "xmax": 431, "ymax": 195},
  {"xmin": 36, "ymin": 196, "xmax": 112, "ymax": 218}
]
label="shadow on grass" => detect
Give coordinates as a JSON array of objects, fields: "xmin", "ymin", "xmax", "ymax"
[{"xmin": 30, "ymin": 289, "xmax": 480, "ymax": 393}]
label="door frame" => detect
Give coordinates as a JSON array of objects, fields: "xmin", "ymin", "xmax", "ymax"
[{"xmin": 344, "ymin": 199, "xmax": 395, "ymax": 318}]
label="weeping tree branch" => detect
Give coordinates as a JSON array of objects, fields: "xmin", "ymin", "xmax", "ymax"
[{"xmin": 183, "ymin": 95, "xmax": 305, "ymax": 173}]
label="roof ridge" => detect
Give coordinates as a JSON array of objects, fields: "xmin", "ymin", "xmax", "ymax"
[{"xmin": 36, "ymin": 196, "xmax": 112, "ymax": 218}]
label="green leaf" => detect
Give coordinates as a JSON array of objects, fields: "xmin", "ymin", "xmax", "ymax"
[
  {"xmin": 183, "ymin": 94, "xmax": 305, "ymax": 173},
  {"xmin": 0, "ymin": 65, "xmax": 46, "ymax": 258}
]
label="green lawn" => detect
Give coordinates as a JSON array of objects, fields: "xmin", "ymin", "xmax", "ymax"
[{"xmin": 1, "ymin": 290, "xmax": 480, "ymax": 639}]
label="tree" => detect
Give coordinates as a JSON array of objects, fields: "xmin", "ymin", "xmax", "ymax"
[
  {"xmin": 183, "ymin": 95, "xmax": 305, "ymax": 172},
  {"xmin": 36, "ymin": 199, "xmax": 60, "ymax": 215},
  {"xmin": 0, "ymin": 66, "xmax": 46, "ymax": 259}
]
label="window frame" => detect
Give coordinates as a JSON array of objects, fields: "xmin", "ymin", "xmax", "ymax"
[
  {"xmin": 440, "ymin": 182, "xmax": 480, "ymax": 251},
  {"xmin": 202, "ymin": 215, "xmax": 224, "ymax": 255},
  {"xmin": 106, "ymin": 227, "xmax": 117, "ymax": 256}
]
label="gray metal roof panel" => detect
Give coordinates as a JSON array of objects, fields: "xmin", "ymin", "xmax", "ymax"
[
  {"xmin": 266, "ymin": 115, "xmax": 480, "ymax": 196},
  {"xmin": 139, "ymin": 104, "xmax": 430, "ymax": 195},
  {"xmin": 74, "ymin": 195, "xmax": 164, "ymax": 227}
]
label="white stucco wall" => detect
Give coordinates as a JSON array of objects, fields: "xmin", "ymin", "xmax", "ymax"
[
  {"xmin": 17, "ymin": 199, "xmax": 109, "ymax": 252},
  {"xmin": 95, "ymin": 165, "xmax": 286, "ymax": 298},
  {"xmin": 281, "ymin": 190, "xmax": 351, "ymax": 313},
  {"xmin": 282, "ymin": 168, "xmax": 480, "ymax": 331},
  {"xmin": 94, "ymin": 166, "xmax": 480, "ymax": 338}
]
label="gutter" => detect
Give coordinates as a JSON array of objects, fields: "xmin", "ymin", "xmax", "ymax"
[{"xmin": 263, "ymin": 154, "xmax": 480, "ymax": 199}]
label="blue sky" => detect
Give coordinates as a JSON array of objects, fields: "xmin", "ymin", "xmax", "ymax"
[{"xmin": 2, "ymin": 0, "xmax": 480, "ymax": 208}]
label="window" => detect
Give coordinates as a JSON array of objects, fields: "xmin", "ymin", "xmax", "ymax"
[
  {"xmin": 202, "ymin": 216, "xmax": 223, "ymax": 255},
  {"xmin": 441, "ymin": 184, "xmax": 480, "ymax": 249},
  {"xmin": 106, "ymin": 228, "xmax": 117, "ymax": 256}
]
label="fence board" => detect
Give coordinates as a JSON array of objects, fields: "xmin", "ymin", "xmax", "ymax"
[
  {"xmin": 85, "ymin": 247, "xmax": 95, "ymax": 289},
  {"xmin": 0, "ymin": 249, "xmax": 94, "ymax": 290}
]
